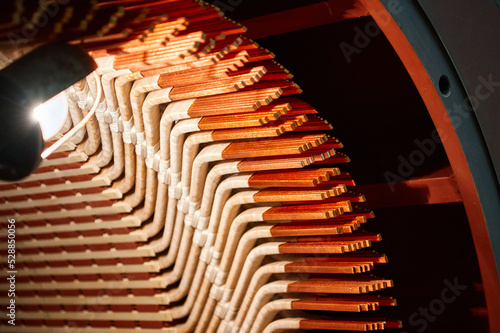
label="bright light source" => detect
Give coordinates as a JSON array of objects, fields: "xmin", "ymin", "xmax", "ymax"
[{"xmin": 33, "ymin": 90, "xmax": 69, "ymax": 140}]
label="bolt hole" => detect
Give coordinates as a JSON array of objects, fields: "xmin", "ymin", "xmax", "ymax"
[{"xmin": 439, "ymin": 75, "xmax": 451, "ymax": 97}]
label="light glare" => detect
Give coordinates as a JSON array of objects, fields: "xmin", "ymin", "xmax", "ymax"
[{"xmin": 33, "ymin": 91, "xmax": 69, "ymax": 140}]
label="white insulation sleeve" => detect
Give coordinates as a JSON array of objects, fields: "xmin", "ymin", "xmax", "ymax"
[
  {"xmin": 159, "ymin": 98, "xmax": 195, "ymax": 161},
  {"xmin": 158, "ymin": 98, "xmax": 195, "ymax": 184},
  {"xmin": 115, "ymin": 72, "xmax": 144, "ymax": 144},
  {"xmin": 215, "ymin": 225, "xmax": 273, "ymax": 286},
  {"xmin": 240, "ymin": 280, "xmax": 292, "ymax": 333},
  {"xmin": 94, "ymin": 56, "xmax": 115, "ymax": 74},
  {"xmin": 262, "ymin": 318, "xmax": 303, "ymax": 333},
  {"xmin": 169, "ymin": 118, "xmax": 202, "ymax": 182},
  {"xmin": 223, "ymin": 241, "xmax": 284, "ymax": 301},
  {"xmin": 185, "ymin": 143, "xmax": 230, "ymax": 214},
  {"xmin": 204, "ymin": 173, "xmax": 253, "ymax": 235},
  {"xmin": 102, "ymin": 69, "xmax": 132, "ymax": 113},
  {"xmin": 229, "ymin": 261, "xmax": 289, "ymax": 332},
  {"xmin": 250, "ymin": 298, "xmax": 298, "ymax": 333},
  {"xmin": 195, "ymin": 160, "xmax": 241, "ymax": 229},
  {"xmin": 130, "ymin": 75, "xmax": 162, "ymax": 157}
]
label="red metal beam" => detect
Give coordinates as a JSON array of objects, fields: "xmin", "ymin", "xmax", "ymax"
[
  {"xmin": 356, "ymin": 166, "xmax": 462, "ymax": 208},
  {"xmin": 240, "ymin": 0, "xmax": 368, "ymax": 40}
]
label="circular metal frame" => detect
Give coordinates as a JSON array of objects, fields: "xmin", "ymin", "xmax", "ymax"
[{"xmin": 361, "ymin": 0, "xmax": 500, "ymax": 329}]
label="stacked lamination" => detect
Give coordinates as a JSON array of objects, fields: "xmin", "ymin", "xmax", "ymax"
[{"xmin": 0, "ymin": 1, "xmax": 400, "ymax": 332}]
